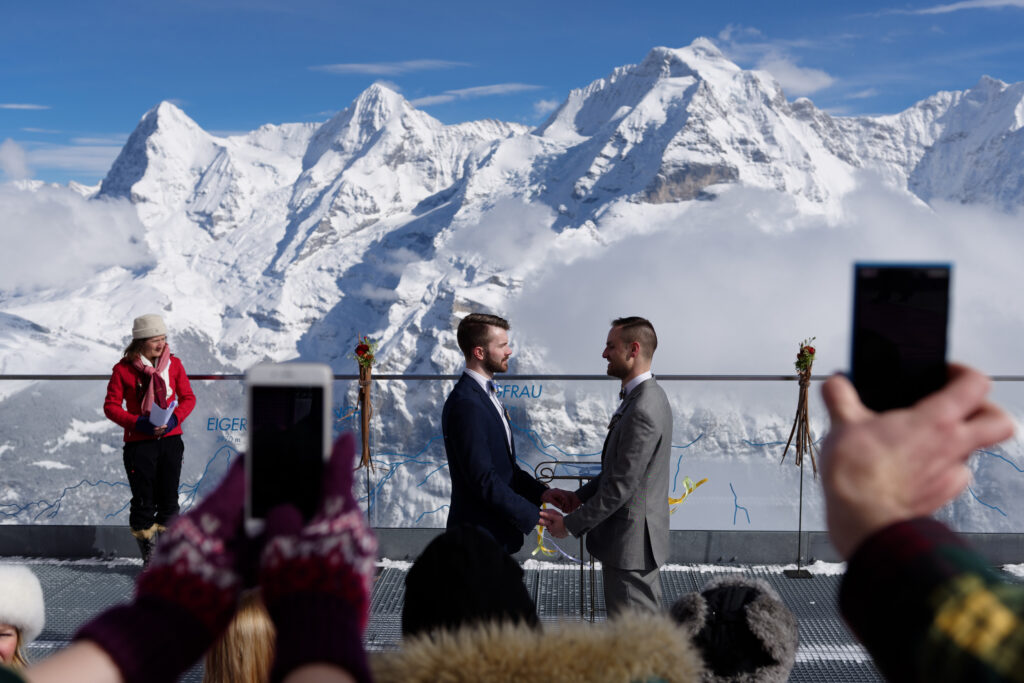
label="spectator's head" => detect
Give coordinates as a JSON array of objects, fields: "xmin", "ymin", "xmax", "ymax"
[
  {"xmin": 670, "ymin": 575, "xmax": 798, "ymax": 683},
  {"xmin": 402, "ymin": 524, "xmax": 538, "ymax": 638},
  {"xmin": 0, "ymin": 565, "xmax": 45, "ymax": 670},
  {"xmin": 203, "ymin": 590, "xmax": 275, "ymax": 683}
]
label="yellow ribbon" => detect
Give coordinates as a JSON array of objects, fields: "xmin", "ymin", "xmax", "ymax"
[
  {"xmin": 533, "ymin": 503, "xmax": 559, "ymax": 557},
  {"xmin": 669, "ymin": 477, "xmax": 708, "ymax": 514}
]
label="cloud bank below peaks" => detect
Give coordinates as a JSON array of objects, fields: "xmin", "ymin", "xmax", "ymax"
[
  {"xmin": 0, "ymin": 183, "xmax": 153, "ymax": 294},
  {"xmin": 510, "ymin": 176, "xmax": 1024, "ymax": 376}
]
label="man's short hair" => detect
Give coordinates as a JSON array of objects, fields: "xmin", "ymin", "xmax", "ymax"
[
  {"xmin": 457, "ymin": 313, "xmax": 509, "ymax": 358},
  {"xmin": 612, "ymin": 316, "xmax": 658, "ymax": 359}
]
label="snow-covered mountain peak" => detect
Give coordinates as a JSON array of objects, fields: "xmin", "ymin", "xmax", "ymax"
[
  {"xmin": 640, "ymin": 40, "xmax": 738, "ymax": 83},
  {"xmin": 98, "ymin": 100, "xmax": 221, "ymax": 209},
  {"xmin": 300, "ymin": 83, "xmax": 437, "ymax": 171},
  {"xmin": 537, "ymin": 38, "xmax": 747, "ymax": 143}
]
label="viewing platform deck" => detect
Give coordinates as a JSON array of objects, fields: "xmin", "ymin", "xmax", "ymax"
[{"xmin": 10, "ymin": 555, "xmax": 957, "ymax": 682}]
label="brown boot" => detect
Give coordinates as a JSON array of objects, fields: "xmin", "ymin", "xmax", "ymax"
[{"xmin": 130, "ymin": 524, "xmax": 160, "ymax": 567}]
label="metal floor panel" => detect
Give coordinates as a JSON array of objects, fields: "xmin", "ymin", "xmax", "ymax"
[{"xmin": 5, "ymin": 559, "xmax": 937, "ymax": 682}]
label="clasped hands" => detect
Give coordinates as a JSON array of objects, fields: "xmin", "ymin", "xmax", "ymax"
[{"xmin": 538, "ymin": 488, "xmax": 578, "ymax": 538}]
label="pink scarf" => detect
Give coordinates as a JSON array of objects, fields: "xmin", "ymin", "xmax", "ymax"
[{"xmin": 132, "ymin": 346, "xmax": 171, "ymax": 414}]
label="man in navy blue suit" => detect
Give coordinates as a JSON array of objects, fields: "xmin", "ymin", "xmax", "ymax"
[{"xmin": 442, "ymin": 313, "xmax": 579, "ymax": 554}]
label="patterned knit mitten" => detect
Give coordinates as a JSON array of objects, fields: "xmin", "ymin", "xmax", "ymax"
[{"xmin": 260, "ymin": 432, "xmax": 378, "ymax": 683}]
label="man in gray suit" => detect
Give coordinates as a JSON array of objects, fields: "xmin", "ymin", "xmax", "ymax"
[{"xmin": 542, "ymin": 316, "xmax": 672, "ymax": 616}]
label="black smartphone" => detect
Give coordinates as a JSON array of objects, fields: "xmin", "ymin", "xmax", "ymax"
[
  {"xmin": 851, "ymin": 264, "xmax": 951, "ymax": 412},
  {"xmin": 245, "ymin": 362, "xmax": 333, "ymax": 534}
]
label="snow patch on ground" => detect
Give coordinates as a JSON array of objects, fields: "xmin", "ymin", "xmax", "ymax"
[{"xmin": 32, "ymin": 460, "xmax": 72, "ymax": 470}]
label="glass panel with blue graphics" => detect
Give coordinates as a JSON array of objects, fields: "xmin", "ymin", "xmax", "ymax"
[{"xmin": 1, "ymin": 376, "xmax": 1021, "ymax": 533}]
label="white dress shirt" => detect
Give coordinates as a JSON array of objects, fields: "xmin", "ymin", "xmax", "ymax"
[
  {"xmin": 465, "ymin": 368, "xmax": 512, "ymax": 447},
  {"xmin": 614, "ymin": 370, "xmax": 653, "ymax": 416}
]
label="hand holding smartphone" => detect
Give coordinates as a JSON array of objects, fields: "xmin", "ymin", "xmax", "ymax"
[
  {"xmin": 850, "ymin": 263, "xmax": 951, "ymax": 412},
  {"xmin": 245, "ymin": 362, "xmax": 333, "ymax": 535}
]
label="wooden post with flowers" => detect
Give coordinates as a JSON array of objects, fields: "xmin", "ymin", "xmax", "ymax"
[
  {"xmin": 780, "ymin": 338, "xmax": 818, "ymax": 475},
  {"xmin": 781, "ymin": 337, "xmax": 817, "ymax": 578},
  {"xmin": 350, "ymin": 335, "xmax": 378, "ymax": 472}
]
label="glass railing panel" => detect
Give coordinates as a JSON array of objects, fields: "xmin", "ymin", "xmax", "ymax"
[
  {"xmin": 1, "ymin": 375, "xmax": 1021, "ymax": 535},
  {"xmin": 355, "ymin": 377, "xmax": 828, "ymax": 532}
]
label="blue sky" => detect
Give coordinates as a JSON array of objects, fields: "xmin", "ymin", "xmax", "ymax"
[{"xmin": 2, "ymin": 0, "xmax": 1023, "ymax": 185}]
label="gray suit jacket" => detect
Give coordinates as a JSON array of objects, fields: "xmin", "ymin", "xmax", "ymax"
[{"xmin": 563, "ymin": 377, "xmax": 672, "ymax": 570}]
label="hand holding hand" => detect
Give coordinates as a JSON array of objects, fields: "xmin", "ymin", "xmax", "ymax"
[
  {"xmin": 539, "ymin": 509, "xmax": 569, "ymax": 538},
  {"xmin": 820, "ymin": 364, "xmax": 1014, "ymax": 559},
  {"xmin": 541, "ymin": 487, "xmax": 582, "ymax": 513},
  {"xmin": 259, "ymin": 432, "xmax": 377, "ymax": 683}
]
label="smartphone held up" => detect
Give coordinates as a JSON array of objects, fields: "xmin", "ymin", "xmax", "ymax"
[
  {"xmin": 245, "ymin": 362, "xmax": 333, "ymax": 535},
  {"xmin": 850, "ymin": 263, "xmax": 951, "ymax": 412}
]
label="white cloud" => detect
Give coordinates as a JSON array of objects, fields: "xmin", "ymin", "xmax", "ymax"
[
  {"xmin": 533, "ymin": 99, "xmax": 560, "ymax": 117},
  {"xmin": 379, "ymin": 247, "xmax": 423, "ymax": 276},
  {"xmin": 357, "ymin": 283, "xmax": 400, "ymax": 301},
  {"xmin": 509, "ymin": 177, "xmax": 1024, "ymax": 376},
  {"xmin": 26, "ymin": 143, "xmax": 121, "ymax": 175},
  {"xmin": 410, "ymin": 94, "xmax": 457, "ymax": 107},
  {"xmin": 70, "ymin": 136, "xmax": 128, "ymax": 146},
  {"xmin": 0, "ymin": 184, "xmax": 153, "ymax": 293},
  {"xmin": 0, "ymin": 139, "xmax": 31, "ymax": 180},
  {"xmin": 914, "ymin": 0, "xmax": 1024, "ymax": 13},
  {"xmin": 847, "ymin": 88, "xmax": 880, "ymax": 99},
  {"xmin": 756, "ymin": 54, "xmax": 835, "ymax": 96},
  {"xmin": 0, "ymin": 103, "xmax": 50, "ymax": 110},
  {"xmin": 21, "ymin": 128, "xmax": 61, "ymax": 135},
  {"xmin": 718, "ymin": 24, "xmax": 763, "ymax": 44},
  {"xmin": 311, "ymin": 59, "xmax": 469, "ymax": 76},
  {"xmin": 444, "ymin": 199, "xmax": 559, "ymax": 271},
  {"xmin": 373, "ymin": 79, "xmax": 402, "ymax": 92},
  {"xmin": 713, "ymin": 28, "xmax": 837, "ymax": 97},
  {"xmin": 410, "ymin": 83, "xmax": 543, "ymax": 107}
]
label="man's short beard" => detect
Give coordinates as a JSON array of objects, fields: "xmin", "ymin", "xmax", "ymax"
[
  {"xmin": 606, "ymin": 360, "xmax": 627, "ymax": 379},
  {"xmin": 484, "ymin": 356, "xmax": 507, "ymax": 375}
]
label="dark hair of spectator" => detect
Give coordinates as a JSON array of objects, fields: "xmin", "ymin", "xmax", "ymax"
[{"xmin": 402, "ymin": 524, "xmax": 539, "ymax": 637}]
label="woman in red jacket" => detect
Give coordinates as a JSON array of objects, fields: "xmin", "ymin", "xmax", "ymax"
[{"xmin": 103, "ymin": 313, "xmax": 196, "ymax": 563}]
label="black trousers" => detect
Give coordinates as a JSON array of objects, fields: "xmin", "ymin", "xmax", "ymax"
[{"xmin": 122, "ymin": 435, "xmax": 184, "ymax": 531}]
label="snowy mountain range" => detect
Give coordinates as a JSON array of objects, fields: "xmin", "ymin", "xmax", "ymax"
[{"xmin": 2, "ymin": 38, "xmax": 1022, "ymax": 532}]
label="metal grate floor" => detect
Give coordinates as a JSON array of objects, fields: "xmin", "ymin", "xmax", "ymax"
[
  {"xmin": 370, "ymin": 563, "xmax": 885, "ymax": 681},
  {"xmin": 18, "ymin": 558, "xmax": 1015, "ymax": 682}
]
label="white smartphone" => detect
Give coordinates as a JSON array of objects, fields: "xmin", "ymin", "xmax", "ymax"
[{"xmin": 245, "ymin": 362, "xmax": 333, "ymax": 535}]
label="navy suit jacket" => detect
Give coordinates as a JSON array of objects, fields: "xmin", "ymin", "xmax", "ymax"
[{"xmin": 442, "ymin": 373, "xmax": 546, "ymax": 553}]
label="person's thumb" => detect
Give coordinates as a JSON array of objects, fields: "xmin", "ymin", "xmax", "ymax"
[{"xmin": 821, "ymin": 373, "xmax": 871, "ymax": 426}]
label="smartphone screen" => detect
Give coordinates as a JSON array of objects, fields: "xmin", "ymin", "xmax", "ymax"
[
  {"xmin": 249, "ymin": 385, "xmax": 325, "ymax": 522},
  {"xmin": 851, "ymin": 264, "xmax": 951, "ymax": 412}
]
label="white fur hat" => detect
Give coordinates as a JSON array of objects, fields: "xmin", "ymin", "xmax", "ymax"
[
  {"xmin": 131, "ymin": 314, "xmax": 167, "ymax": 340},
  {"xmin": 0, "ymin": 565, "xmax": 45, "ymax": 643}
]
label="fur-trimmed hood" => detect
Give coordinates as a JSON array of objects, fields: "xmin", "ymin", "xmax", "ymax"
[
  {"xmin": 0, "ymin": 565, "xmax": 45, "ymax": 643},
  {"xmin": 371, "ymin": 610, "xmax": 705, "ymax": 683},
  {"xmin": 670, "ymin": 576, "xmax": 798, "ymax": 683}
]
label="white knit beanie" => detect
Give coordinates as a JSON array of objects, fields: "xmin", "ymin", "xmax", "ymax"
[
  {"xmin": 131, "ymin": 314, "xmax": 168, "ymax": 340},
  {"xmin": 0, "ymin": 565, "xmax": 45, "ymax": 643}
]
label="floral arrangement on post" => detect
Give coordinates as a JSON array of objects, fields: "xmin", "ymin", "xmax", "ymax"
[
  {"xmin": 780, "ymin": 337, "xmax": 818, "ymax": 475},
  {"xmin": 349, "ymin": 335, "xmax": 378, "ymax": 470}
]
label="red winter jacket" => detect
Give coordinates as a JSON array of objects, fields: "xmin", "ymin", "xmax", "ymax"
[{"xmin": 103, "ymin": 355, "xmax": 196, "ymax": 443}]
